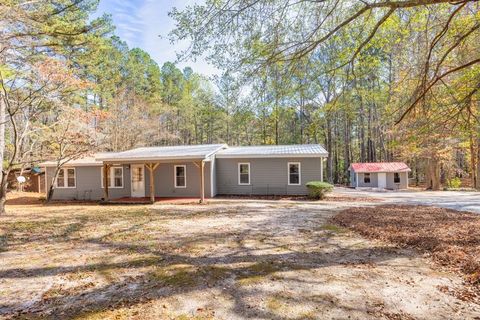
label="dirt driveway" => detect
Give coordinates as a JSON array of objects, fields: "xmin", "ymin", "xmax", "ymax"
[{"xmin": 0, "ymin": 197, "xmax": 479, "ymax": 319}]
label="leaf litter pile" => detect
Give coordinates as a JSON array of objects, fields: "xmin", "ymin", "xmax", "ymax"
[{"xmin": 332, "ymin": 205, "xmax": 480, "ymax": 301}]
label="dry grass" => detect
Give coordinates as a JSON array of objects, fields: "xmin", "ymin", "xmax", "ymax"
[
  {"xmin": 332, "ymin": 205, "xmax": 480, "ymax": 296},
  {"xmin": 1, "ymin": 193, "xmax": 479, "ymax": 319}
]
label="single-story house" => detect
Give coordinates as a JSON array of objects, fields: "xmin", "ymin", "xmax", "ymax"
[
  {"xmin": 41, "ymin": 144, "xmax": 328, "ymax": 202},
  {"xmin": 348, "ymin": 162, "xmax": 411, "ymax": 190}
]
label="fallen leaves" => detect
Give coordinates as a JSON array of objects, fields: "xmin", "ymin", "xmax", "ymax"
[{"xmin": 331, "ymin": 205, "xmax": 480, "ymax": 300}]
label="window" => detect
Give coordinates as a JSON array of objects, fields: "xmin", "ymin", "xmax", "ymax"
[
  {"xmin": 288, "ymin": 162, "xmax": 301, "ymax": 185},
  {"xmin": 56, "ymin": 168, "xmax": 76, "ymax": 188},
  {"xmin": 101, "ymin": 166, "xmax": 124, "ymax": 188},
  {"xmin": 238, "ymin": 163, "xmax": 250, "ymax": 185},
  {"xmin": 394, "ymin": 172, "xmax": 401, "ymax": 183},
  {"xmin": 364, "ymin": 173, "xmax": 371, "ymax": 183},
  {"xmin": 175, "ymin": 165, "xmax": 186, "ymax": 188}
]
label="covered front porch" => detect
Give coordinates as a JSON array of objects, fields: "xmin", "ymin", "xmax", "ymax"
[
  {"xmin": 100, "ymin": 159, "xmax": 213, "ymax": 204},
  {"xmin": 96, "ymin": 145, "xmax": 224, "ymax": 204}
]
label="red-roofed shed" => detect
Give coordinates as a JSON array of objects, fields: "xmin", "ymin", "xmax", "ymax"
[{"xmin": 348, "ymin": 162, "xmax": 410, "ymax": 189}]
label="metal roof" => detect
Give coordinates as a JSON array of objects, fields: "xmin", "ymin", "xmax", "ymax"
[
  {"xmin": 216, "ymin": 144, "xmax": 328, "ymax": 158},
  {"xmin": 40, "ymin": 153, "xmax": 112, "ymax": 167},
  {"xmin": 96, "ymin": 144, "xmax": 227, "ymax": 162},
  {"xmin": 41, "ymin": 144, "xmax": 328, "ymax": 166},
  {"xmin": 349, "ymin": 162, "xmax": 411, "ymax": 173}
]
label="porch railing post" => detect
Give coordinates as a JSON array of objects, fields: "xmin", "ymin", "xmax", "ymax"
[
  {"xmin": 103, "ymin": 163, "xmax": 110, "ymax": 201},
  {"xmin": 146, "ymin": 163, "xmax": 159, "ymax": 204}
]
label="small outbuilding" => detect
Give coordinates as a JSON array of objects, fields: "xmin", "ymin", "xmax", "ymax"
[{"xmin": 349, "ymin": 162, "xmax": 411, "ymax": 190}]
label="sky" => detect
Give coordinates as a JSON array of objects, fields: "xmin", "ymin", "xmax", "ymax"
[{"xmin": 95, "ymin": 0, "xmax": 218, "ymax": 76}]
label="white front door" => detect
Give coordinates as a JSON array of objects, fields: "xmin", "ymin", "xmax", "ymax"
[
  {"xmin": 131, "ymin": 164, "xmax": 145, "ymax": 197},
  {"xmin": 378, "ymin": 172, "xmax": 387, "ymax": 189}
]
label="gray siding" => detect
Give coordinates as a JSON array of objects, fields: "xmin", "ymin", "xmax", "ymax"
[
  {"xmin": 216, "ymin": 157, "xmax": 322, "ymax": 195},
  {"xmin": 46, "ymin": 165, "xmax": 131, "ymax": 200},
  {"xmin": 144, "ymin": 162, "xmax": 212, "ymax": 198}
]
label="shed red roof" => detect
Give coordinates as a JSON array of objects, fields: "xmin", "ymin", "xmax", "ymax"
[{"xmin": 350, "ymin": 162, "xmax": 411, "ymax": 173}]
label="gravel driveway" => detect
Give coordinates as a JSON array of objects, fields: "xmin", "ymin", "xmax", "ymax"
[{"xmin": 334, "ymin": 187, "xmax": 480, "ymax": 213}]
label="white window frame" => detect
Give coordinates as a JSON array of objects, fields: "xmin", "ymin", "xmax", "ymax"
[
  {"xmin": 238, "ymin": 162, "xmax": 251, "ymax": 185},
  {"xmin": 101, "ymin": 166, "xmax": 124, "ymax": 188},
  {"xmin": 287, "ymin": 162, "xmax": 301, "ymax": 186},
  {"xmin": 174, "ymin": 165, "xmax": 187, "ymax": 188},
  {"xmin": 55, "ymin": 168, "xmax": 76, "ymax": 189}
]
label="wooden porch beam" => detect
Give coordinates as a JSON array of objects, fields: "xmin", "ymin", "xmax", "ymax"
[
  {"xmin": 103, "ymin": 164, "xmax": 111, "ymax": 201},
  {"xmin": 146, "ymin": 163, "xmax": 159, "ymax": 203}
]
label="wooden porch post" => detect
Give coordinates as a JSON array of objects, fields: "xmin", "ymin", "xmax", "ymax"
[
  {"xmin": 103, "ymin": 164, "xmax": 110, "ymax": 201},
  {"xmin": 146, "ymin": 163, "xmax": 159, "ymax": 203},
  {"xmin": 199, "ymin": 160, "xmax": 205, "ymax": 203}
]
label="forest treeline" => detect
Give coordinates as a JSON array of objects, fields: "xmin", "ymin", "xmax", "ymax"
[{"xmin": 0, "ymin": 0, "xmax": 479, "ymax": 212}]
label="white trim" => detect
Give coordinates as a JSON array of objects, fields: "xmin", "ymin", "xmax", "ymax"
[
  {"xmin": 55, "ymin": 168, "xmax": 77, "ymax": 189},
  {"xmin": 238, "ymin": 162, "xmax": 250, "ymax": 185},
  {"xmin": 355, "ymin": 172, "xmax": 359, "ymax": 188},
  {"xmin": 320, "ymin": 157, "xmax": 324, "ymax": 182},
  {"xmin": 101, "ymin": 166, "xmax": 124, "ymax": 188},
  {"xmin": 174, "ymin": 165, "xmax": 187, "ymax": 188},
  {"xmin": 288, "ymin": 162, "xmax": 301, "ymax": 186},
  {"xmin": 210, "ymin": 156, "xmax": 215, "ymax": 197}
]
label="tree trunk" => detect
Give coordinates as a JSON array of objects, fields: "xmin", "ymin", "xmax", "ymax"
[
  {"xmin": 469, "ymin": 134, "xmax": 477, "ymax": 188},
  {"xmin": 0, "ymin": 84, "xmax": 6, "ymax": 214},
  {"xmin": 0, "ymin": 173, "xmax": 7, "ymax": 214},
  {"xmin": 425, "ymin": 157, "xmax": 441, "ymax": 191},
  {"xmin": 47, "ymin": 183, "xmax": 55, "ymax": 203},
  {"xmin": 326, "ymin": 115, "xmax": 333, "ymax": 183},
  {"xmin": 476, "ymin": 136, "xmax": 480, "ymax": 190},
  {"xmin": 46, "ymin": 167, "xmax": 61, "ymax": 203},
  {"xmin": 343, "ymin": 115, "xmax": 351, "ymax": 184}
]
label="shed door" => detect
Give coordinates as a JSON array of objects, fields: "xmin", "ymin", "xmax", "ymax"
[
  {"xmin": 378, "ymin": 172, "xmax": 386, "ymax": 189},
  {"xmin": 131, "ymin": 165, "xmax": 145, "ymax": 197}
]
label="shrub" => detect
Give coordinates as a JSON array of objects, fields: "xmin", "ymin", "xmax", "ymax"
[
  {"xmin": 447, "ymin": 177, "xmax": 462, "ymax": 189},
  {"xmin": 305, "ymin": 181, "xmax": 334, "ymax": 200}
]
